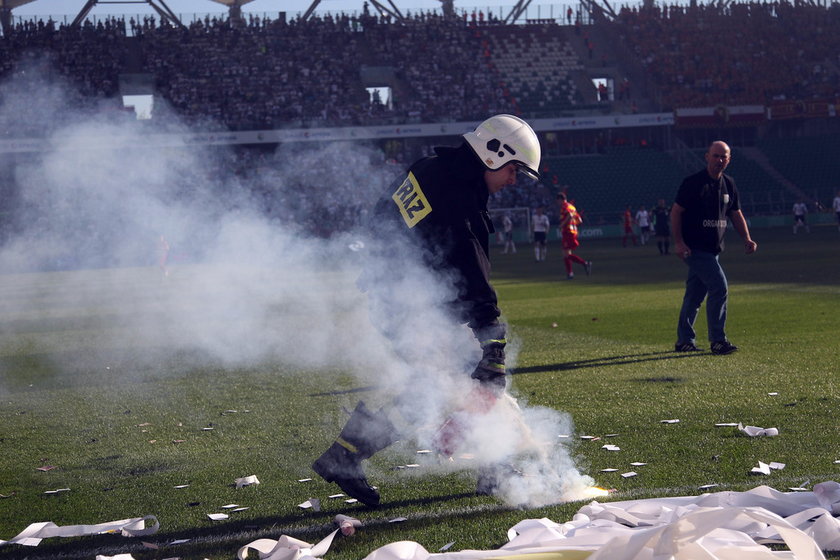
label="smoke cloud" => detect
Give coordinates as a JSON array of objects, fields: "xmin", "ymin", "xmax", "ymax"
[{"xmin": 0, "ymin": 60, "xmax": 593, "ymax": 507}]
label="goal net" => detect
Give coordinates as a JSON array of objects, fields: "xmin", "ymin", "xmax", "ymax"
[{"xmin": 488, "ymin": 207, "xmax": 532, "ymax": 247}]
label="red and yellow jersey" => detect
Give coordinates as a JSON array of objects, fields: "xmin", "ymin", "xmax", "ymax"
[{"xmin": 560, "ymin": 202, "xmax": 582, "ymax": 235}]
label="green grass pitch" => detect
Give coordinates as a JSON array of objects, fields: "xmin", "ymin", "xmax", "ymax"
[{"xmin": 1, "ymin": 225, "xmax": 838, "ymax": 559}]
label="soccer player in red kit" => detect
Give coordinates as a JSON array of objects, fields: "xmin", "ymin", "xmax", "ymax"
[
  {"xmin": 557, "ymin": 193, "xmax": 592, "ymax": 279},
  {"xmin": 622, "ymin": 205, "xmax": 638, "ymax": 247}
]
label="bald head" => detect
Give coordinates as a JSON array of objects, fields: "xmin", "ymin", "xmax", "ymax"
[{"xmin": 705, "ymin": 141, "xmax": 731, "ymax": 179}]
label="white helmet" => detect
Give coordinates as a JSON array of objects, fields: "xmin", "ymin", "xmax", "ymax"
[{"xmin": 463, "ymin": 114, "xmax": 541, "ymax": 180}]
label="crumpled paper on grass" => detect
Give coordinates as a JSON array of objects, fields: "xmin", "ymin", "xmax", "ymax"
[
  {"xmin": 334, "ymin": 483, "xmax": 840, "ymax": 560},
  {"xmin": 238, "ymin": 529, "xmax": 338, "ymax": 560},
  {"xmin": 739, "ymin": 423, "xmax": 779, "ymax": 437},
  {"xmin": 0, "ymin": 515, "xmax": 159, "ymax": 547}
]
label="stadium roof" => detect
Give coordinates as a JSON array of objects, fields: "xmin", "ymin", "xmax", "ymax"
[{"xmin": 0, "ymin": 0, "xmax": 35, "ymax": 8}]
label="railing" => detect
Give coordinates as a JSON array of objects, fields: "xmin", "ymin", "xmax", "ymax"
[{"xmin": 6, "ymin": 2, "xmax": 600, "ymax": 28}]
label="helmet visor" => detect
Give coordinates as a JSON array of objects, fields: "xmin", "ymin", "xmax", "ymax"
[{"xmin": 515, "ymin": 162, "xmax": 540, "ymax": 181}]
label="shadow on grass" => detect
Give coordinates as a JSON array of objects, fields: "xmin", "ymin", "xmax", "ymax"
[
  {"xmin": 309, "ymin": 385, "xmax": 380, "ymax": 397},
  {"xmin": 511, "ymin": 350, "xmax": 704, "ymax": 376},
  {"xmin": 7, "ymin": 492, "xmax": 490, "ymax": 560}
]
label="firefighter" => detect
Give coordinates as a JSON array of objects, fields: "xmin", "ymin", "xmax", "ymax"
[{"xmin": 312, "ymin": 114, "xmax": 542, "ymax": 506}]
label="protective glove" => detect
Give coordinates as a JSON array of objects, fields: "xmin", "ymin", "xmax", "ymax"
[{"xmin": 470, "ymin": 323, "xmax": 507, "ymax": 391}]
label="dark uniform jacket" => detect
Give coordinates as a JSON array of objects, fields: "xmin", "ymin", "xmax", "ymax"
[
  {"xmin": 368, "ymin": 143, "xmax": 501, "ymax": 331},
  {"xmin": 675, "ymin": 169, "xmax": 741, "ymax": 254}
]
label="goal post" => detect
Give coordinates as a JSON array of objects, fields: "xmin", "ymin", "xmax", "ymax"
[{"xmin": 488, "ymin": 207, "xmax": 532, "ymax": 246}]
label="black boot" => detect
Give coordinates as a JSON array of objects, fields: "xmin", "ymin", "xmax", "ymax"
[{"xmin": 312, "ymin": 401, "xmax": 399, "ymax": 506}]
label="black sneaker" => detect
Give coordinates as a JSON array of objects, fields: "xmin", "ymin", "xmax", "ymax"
[
  {"xmin": 674, "ymin": 342, "xmax": 702, "ymax": 352},
  {"xmin": 711, "ymin": 340, "xmax": 739, "ymax": 355}
]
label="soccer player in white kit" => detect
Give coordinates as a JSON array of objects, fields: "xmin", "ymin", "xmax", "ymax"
[
  {"xmin": 635, "ymin": 205, "xmax": 651, "ymax": 245},
  {"xmin": 792, "ymin": 201, "xmax": 809, "ymax": 234},
  {"xmin": 532, "ymin": 206, "xmax": 550, "ymax": 262}
]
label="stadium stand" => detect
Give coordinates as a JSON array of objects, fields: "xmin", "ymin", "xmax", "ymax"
[
  {"xmin": 758, "ymin": 135, "xmax": 840, "ymax": 207},
  {"xmin": 2, "ymin": 3, "xmax": 840, "ymax": 234},
  {"xmin": 610, "ymin": 2, "xmax": 840, "ymax": 110},
  {"xmin": 480, "ymin": 24, "xmax": 585, "ymax": 116}
]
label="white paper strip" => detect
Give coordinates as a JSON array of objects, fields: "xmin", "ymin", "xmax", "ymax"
[
  {"xmin": 335, "ymin": 514, "xmax": 362, "ymax": 536},
  {"xmin": 0, "ymin": 516, "xmax": 159, "ymax": 547}
]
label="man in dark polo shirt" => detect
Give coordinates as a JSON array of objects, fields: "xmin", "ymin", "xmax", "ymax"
[{"xmin": 671, "ymin": 141, "xmax": 758, "ymax": 355}]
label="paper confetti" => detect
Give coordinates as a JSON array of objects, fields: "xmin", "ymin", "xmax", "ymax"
[
  {"xmin": 600, "ymin": 468, "xmax": 618, "ymax": 472},
  {"xmin": 699, "ymin": 484, "xmax": 719, "ymax": 490},
  {"xmin": 235, "ymin": 475, "xmax": 260, "ymax": 488},
  {"xmin": 621, "ymin": 472, "xmax": 638, "ymax": 478},
  {"xmin": 630, "ymin": 462, "xmax": 647, "ymax": 466},
  {"xmin": 207, "ymin": 513, "xmax": 229, "ymax": 521},
  {"xmin": 751, "ymin": 462, "xmax": 771, "ymax": 475},
  {"xmin": 715, "ymin": 422, "xmax": 739, "ymax": 427},
  {"xmin": 298, "ymin": 499, "xmax": 321, "ymax": 511},
  {"xmin": 738, "ymin": 423, "xmax": 779, "ymax": 437},
  {"xmin": 440, "ymin": 542, "xmax": 455, "ymax": 551},
  {"xmin": 660, "ymin": 419, "xmax": 680, "ymax": 424},
  {"xmin": 602, "ymin": 444, "xmax": 621, "ymax": 452}
]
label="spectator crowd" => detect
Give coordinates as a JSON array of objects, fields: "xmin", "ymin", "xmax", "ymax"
[
  {"xmin": 2, "ymin": 1, "xmax": 840, "ymax": 135},
  {"xmin": 611, "ymin": 1, "xmax": 840, "ymax": 108}
]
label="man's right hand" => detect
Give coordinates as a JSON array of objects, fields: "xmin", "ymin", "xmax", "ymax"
[{"xmin": 674, "ymin": 240, "xmax": 691, "ymax": 259}]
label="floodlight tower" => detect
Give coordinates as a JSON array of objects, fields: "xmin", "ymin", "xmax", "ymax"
[{"xmin": 208, "ymin": 0, "xmax": 257, "ymax": 24}]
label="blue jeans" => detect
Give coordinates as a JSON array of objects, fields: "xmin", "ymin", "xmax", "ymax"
[{"xmin": 677, "ymin": 251, "xmax": 728, "ymax": 344}]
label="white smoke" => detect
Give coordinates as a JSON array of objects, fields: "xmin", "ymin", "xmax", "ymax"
[{"xmin": 0, "ymin": 60, "xmax": 592, "ymax": 507}]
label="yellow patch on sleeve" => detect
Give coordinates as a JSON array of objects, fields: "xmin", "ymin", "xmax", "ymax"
[{"xmin": 391, "ymin": 172, "xmax": 432, "ymax": 228}]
